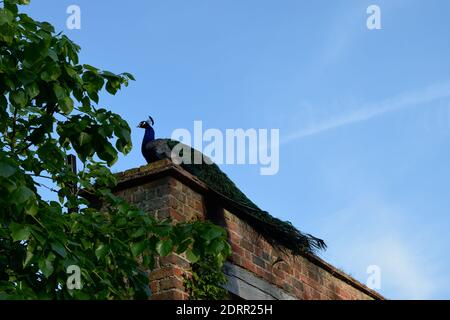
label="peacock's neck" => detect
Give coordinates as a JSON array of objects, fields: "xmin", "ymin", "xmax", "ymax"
[{"xmin": 143, "ymin": 126, "xmax": 155, "ymax": 144}]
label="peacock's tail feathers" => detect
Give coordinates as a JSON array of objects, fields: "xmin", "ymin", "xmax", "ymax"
[{"xmin": 144, "ymin": 139, "xmax": 327, "ymax": 255}]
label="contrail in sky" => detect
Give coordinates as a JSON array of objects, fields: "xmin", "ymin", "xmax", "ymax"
[{"xmin": 282, "ymin": 81, "xmax": 450, "ymax": 144}]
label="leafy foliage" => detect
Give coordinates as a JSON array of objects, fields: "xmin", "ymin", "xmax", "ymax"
[
  {"xmin": 185, "ymin": 256, "xmax": 229, "ymax": 300},
  {"xmin": 184, "ymin": 222, "xmax": 230, "ymax": 300},
  {"xmin": 0, "ymin": 0, "xmax": 230, "ymax": 299}
]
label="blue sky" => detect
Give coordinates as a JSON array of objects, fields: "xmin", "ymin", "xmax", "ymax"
[{"xmin": 26, "ymin": 1, "xmax": 450, "ymax": 299}]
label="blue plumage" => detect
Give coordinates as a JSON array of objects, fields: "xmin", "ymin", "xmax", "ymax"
[{"xmin": 138, "ymin": 116, "xmax": 156, "ymax": 163}]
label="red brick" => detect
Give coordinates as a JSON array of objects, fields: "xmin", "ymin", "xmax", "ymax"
[
  {"xmin": 194, "ymin": 200, "xmax": 203, "ymax": 212},
  {"xmin": 252, "ymin": 255, "xmax": 266, "ymax": 269},
  {"xmin": 291, "ymin": 278, "xmax": 304, "ymax": 292},
  {"xmin": 228, "ymin": 230, "xmax": 242, "ymax": 243},
  {"xmin": 150, "ymin": 280, "xmax": 159, "ymax": 294},
  {"xmin": 240, "ymin": 239, "xmax": 254, "ymax": 252},
  {"xmin": 160, "ymin": 254, "xmax": 190, "ymax": 269},
  {"xmin": 149, "ymin": 266, "xmax": 184, "ymax": 281},
  {"xmin": 169, "ymin": 208, "xmax": 185, "ymax": 222},
  {"xmin": 254, "ymin": 266, "xmax": 266, "ymax": 279},
  {"xmin": 231, "ymin": 253, "xmax": 242, "ymax": 265},
  {"xmin": 280, "ymin": 263, "xmax": 293, "ymax": 275},
  {"xmin": 227, "ymin": 221, "xmax": 239, "ymax": 232},
  {"xmin": 151, "ymin": 289, "xmax": 187, "ymax": 300},
  {"xmin": 149, "ymin": 268, "xmax": 173, "ymax": 281},
  {"xmin": 242, "ymin": 259, "xmax": 257, "ymax": 274},
  {"xmin": 230, "ymin": 243, "xmax": 244, "ymax": 256},
  {"xmin": 282, "ymin": 283, "xmax": 295, "ymax": 295},
  {"xmin": 159, "ymin": 277, "xmax": 184, "ymax": 291},
  {"xmin": 155, "ymin": 208, "xmax": 169, "ymax": 219},
  {"xmin": 272, "ymin": 267, "xmax": 286, "ymax": 280}
]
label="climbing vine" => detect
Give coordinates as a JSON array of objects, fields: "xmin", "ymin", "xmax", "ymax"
[
  {"xmin": 185, "ymin": 256, "xmax": 229, "ymax": 300},
  {"xmin": 183, "ymin": 222, "xmax": 231, "ymax": 300}
]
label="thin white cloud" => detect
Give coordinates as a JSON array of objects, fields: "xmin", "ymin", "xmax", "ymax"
[
  {"xmin": 282, "ymin": 81, "xmax": 450, "ymax": 144},
  {"xmin": 368, "ymin": 237, "xmax": 435, "ymax": 299},
  {"xmin": 311, "ymin": 195, "xmax": 444, "ymax": 299}
]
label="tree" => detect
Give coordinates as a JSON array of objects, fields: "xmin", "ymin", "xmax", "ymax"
[{"xmin": 0, "ymin": 0, "xmax": 230, "ymax": 299}]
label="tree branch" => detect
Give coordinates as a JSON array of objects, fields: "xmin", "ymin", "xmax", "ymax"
[{"xmin": 10, "ymin": 107, "xmax": 17, "ymax": 150}]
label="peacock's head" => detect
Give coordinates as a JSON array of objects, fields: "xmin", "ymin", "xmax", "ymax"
[{"xmin": 137, "ymin": 116, "xmax": 154, "ymax": 129}]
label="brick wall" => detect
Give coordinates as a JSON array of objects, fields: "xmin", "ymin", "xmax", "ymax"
[{"xmin": 113, "ymin": 159, "xmax": 383, "ymax": 300}]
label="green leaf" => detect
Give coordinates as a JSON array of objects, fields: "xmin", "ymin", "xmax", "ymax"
[
  {"xmin": 11, "ymin": 186, "xmax": 35, "ymax": 204},
  {"xmin": 24, "ymin": 41, "xmax": 50, "ymax": 64},
  {"xmin": 64, "ymin": 65, "xmax": 78, "ymax": 78},
  {"xmin": 38, "ymin": 254, "xmax": 55, "ymax": 278},
  {"xmin": 131, "ymin": 228, "xmax": 145, "ymax": 239},
  {"xmin": 131, "ymin": 241, "xmax": 147, "ymax": 257},
  {"xmin": 25, "ymin": 82, "xmax": 40, "ymax": 99},
  {"xmin": 142, "ymin": 254, "xmax": 154, "ymax": 268},
  {"xmin": 40, "ymin": 63, "xmax": 61, "ymax": 82},
  {"xmin": 10, "ymin": 223, "xmax": 31, "ymax": 242},
  {"xmin": 186, "ymin": 249, "xmax": 199, "ymax": 263},
  {"xmin": 101, "ymin": 71, "xmax": 120, "ymax": 79},
  {"xmin": 122, "ymin": 72, "xmax": 135, "ymax": 81},
  {"xmin": 53, "ymin": 83, "xmax": 66, "ymax": 100},
  {"xmin": 95, "ymin": 244, "xmax": 109, "ymax": 260},
  {"xmin": 51, "ymin": 242, "xmax": 67, "ymax": 258},
  {"xmin": 31, "ymin": 229, "xmax": 46, "ymax": 245},
  {"xmin": 207, "ymin": 239, "xmax": 225, "ymax": 254},
  {"xmin": 48, "ymin": 49, "xmax": 58, "ymax": 61},
  {"xmin": 87, "ymin": 91, "xmax": 99, "ymax": 104},
  {"xmin": 115, "ymin": 138, "xmax": 131, "ymax": 154},
  {"xmin": 156, "ymin": 239, "xmax": 173, "ymax": 257},
  {"xmin": 105, "ymin": 81, "xmax": 118, "ymax": 95},
  {"xmin": 175, "ymin": 239, "xmax": 192, "ymax": 254},
  {"xmin": 78, "ymin": 132, "xmax": 92, "ymax": 146},
  {"xmin": 0, "ymin": 24, "xmax": 14, "ymax": 44},
  {"xmin": 83, "ymin": 64, "xmax": 98, "ymax": 72},
  {"xmin": 24, "ymin": 200, "xmax": 38, "ymax": 216},
  {"xmin": 98, "ymin": 143, "xmax": 118, "ymax": 166},
  {"xmin": 58, "ymin": 96, "xmax": 73, "ymax": 114},
  {"xmin": 0, "ymin": 9, "xmax": 14, "ymax": 25},
  {"xmin": 10, "ymin": 90, "xmax": 27, "ymax": 108},
  {"xmin": 81, "ymin": 239, "xmax": 92, "ymax": 250},
  {"xmin": 17, "ymin": 69, "xmax": 36, "ymax": 85},
  {"xmin": 201, "ymin": 226, "xmax": 224, "ymax": 241},
  {"xmin": 23, "ymin": 250, "xmax": 33, "ymax": 268},
  {"xmin": 0, "ymin": 95, "xmax": 7, "ymax": 110},
  {"xmin": 0, "ymin": 161, "xmax": 16, "ymax": 178},
  {"xmin": 83, "ymin": 64, "xmax": 98, "ymax": 73},
  {"xmin": 39, "ymin": 21, "xmax": 54, "ymax": 33},
  {"xmin": 152, "ymin": 224, "xmax": 172, "ymax": 237}
]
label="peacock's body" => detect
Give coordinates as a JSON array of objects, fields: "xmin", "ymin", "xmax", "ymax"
[{"xmin": 138, "ymin": 117, "xmax": 326, "ymax": 255}]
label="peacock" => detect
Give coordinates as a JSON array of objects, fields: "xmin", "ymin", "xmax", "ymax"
[{"xmin": 137, "ymin": 116, "xmax": 326, "ymax": 255}]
